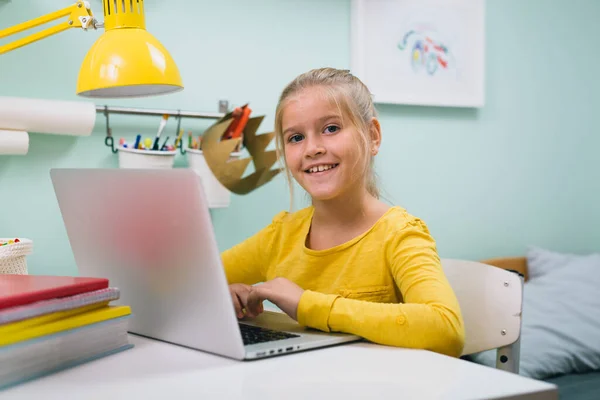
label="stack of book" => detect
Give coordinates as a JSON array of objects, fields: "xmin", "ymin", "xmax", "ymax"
[{"xmin": 0, "ymin": 274, "xmax": 133, "ymax": 390}]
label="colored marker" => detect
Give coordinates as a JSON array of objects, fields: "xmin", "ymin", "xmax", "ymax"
[
  {"xmin": 174, "ymin": 129, "xmax": 184, "ymax": 150},
  {"xmin": 133, "ymin": 134, "xmax": 141, "ymax": 150},
  {"xmin": 160, "ymin": 136, "xmax": 170, "ymax": 151}
]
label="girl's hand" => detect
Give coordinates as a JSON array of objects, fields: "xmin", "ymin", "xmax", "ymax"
[
  {"xmin": 229, "ymin": 283, "xmax": 263, "ymax": 319},
  {"xmin": 246, "ymin": 277, "xmax": 305, "ymax": 321}
]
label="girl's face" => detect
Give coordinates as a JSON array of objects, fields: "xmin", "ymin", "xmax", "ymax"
[{"xmin": 281, "ymin": 87, "xmax": 365, "ymax": 202}]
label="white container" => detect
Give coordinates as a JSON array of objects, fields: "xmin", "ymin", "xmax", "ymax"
[
  {"xmin": 118, "ymin": 146, "xmax": 177, "ymax": 169},
  {"xmin": 187, "ymin": 149, "xmax": 242, "ymax": 208},
  {"xmin": 0, "ymin": 238, "xmax": 32, "ymax": 275}
]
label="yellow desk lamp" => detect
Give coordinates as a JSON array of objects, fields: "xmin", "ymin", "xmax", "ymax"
[{"xmin": 0, "ymin": 0, "xmax": 183, "ymax": 98}]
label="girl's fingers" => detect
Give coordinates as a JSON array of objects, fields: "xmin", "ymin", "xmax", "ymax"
[{"xmin": 232, "ymin": 292, "xmax": 244, "ymax": 319}]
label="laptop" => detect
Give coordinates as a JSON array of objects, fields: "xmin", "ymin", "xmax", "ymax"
[{"xmin": 49, "ymin": 168, "xmax": 361, "ymax": 360}]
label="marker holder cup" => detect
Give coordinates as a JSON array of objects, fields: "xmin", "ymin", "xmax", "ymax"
[
  {"xmin": 0, "ymin": 238, "xmax": 33, "ymax": 275},
  {"xmin": 118, "ymin": 147, "xmax": 177, "ymax": 169},
  {"xmin": 187, "ymin": 149, "xmax": 242, "ymax": 208}
]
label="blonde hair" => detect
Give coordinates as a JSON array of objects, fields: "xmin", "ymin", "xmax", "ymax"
[{"xmin": 274, "ymin": 67, "xmax": 380, "ymax": 207}]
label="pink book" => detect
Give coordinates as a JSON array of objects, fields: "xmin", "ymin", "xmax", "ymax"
[{"xmin": 0, "ymin": 275, "xmax": 109, "ymax": 309}]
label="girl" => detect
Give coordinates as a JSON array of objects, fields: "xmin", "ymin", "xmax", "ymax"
[{"xmin": 221, "ymin": 67, "xmax": 465, "ymax": 357}]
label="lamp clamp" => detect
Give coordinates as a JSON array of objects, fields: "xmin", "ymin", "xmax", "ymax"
[{"xmin": 79, "ymin": 16, "xmax": 103, "ymax": 30}]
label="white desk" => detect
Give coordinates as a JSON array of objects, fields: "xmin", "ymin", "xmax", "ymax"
[{"xmin": 4, "ymin": 334, "xmax": 557, "ymax": 400}]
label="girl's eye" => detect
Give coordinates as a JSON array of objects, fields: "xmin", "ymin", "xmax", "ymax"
[
  {"xmin": 288, "ymin": 133, "xmax": 304, "ymax": 143},
  {"xmin": 324, "ymin": 125, "xmax": 339, "ymax": 134}
]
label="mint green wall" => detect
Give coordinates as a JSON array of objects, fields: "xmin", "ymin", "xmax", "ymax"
[{"xmin": 1, "ymin": 0, "xmax": 599, "ymax": 276}]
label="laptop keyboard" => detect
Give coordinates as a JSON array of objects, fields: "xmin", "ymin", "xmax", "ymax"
[{"xmin": 239, "ymin": 323, "xmax": 300, "ymax": 346}]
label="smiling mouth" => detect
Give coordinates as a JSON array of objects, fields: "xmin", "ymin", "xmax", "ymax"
[{"xmin": 304, "ymin": 164, "xmax": 339, "ymax": 174}]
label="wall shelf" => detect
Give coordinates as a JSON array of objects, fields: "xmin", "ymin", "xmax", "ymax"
[{"xmin": 98, "ymin": 100, "xmax": 229, "ymax": 153}]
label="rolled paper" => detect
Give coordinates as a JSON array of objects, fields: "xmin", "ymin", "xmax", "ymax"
[
  {"xmin": 0, "ymin": 96, "xmax": 96, "ymax": 136},
  {"xmin": 0, "ymin": 129, "xmax": 29, "ymax": 155}
]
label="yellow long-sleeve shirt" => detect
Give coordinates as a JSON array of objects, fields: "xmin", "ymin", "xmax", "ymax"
[{"xmin": 221, "ymin": 206, "xmax": 465, "ymax": 357}]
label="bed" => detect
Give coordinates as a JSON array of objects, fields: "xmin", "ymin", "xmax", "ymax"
[{"xmin": 472, "ymin": 251, "xmax": 600, "ymax": 400}]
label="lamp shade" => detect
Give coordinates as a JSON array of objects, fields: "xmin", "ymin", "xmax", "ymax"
[
  {"xmin": 76, "ymin": 29, "xmax": 183, "ymax": 98},
  {"xmin": 76, "ymin": 0, "xmax": 183, "ymax": 98}
]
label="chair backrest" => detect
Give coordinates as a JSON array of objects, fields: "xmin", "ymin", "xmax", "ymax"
[{"xmin": 441, "ymin": 259, "xmax": 524, "ymax": 356}]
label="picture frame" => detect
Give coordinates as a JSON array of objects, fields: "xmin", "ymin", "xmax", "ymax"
[{"xmin": 350, "ymin": 0, "xmax": 485, "ymax": 108}]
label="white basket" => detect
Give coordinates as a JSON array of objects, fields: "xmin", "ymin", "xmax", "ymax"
[
  {"xmin": 0, "ymin": 238, "xmax": 33, "ymax": 275},
  {"xmin": 118, "ymin": 146, "xmax": 177, "ymax": 169},
  {"xmin": 187, "ymin": 149, "xmax": 242, "ymax": 208}
]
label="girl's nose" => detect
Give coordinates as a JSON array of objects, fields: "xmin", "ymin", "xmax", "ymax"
[{"xmin": 304, "ymin": 135, "xmax": 326, "ymax": 158}]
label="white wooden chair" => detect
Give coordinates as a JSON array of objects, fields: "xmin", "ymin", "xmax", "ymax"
[{"xmin": 441, "ymin": 258, "xmax": 524, "ymax": 374}]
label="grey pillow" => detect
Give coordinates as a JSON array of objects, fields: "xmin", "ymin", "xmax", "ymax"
[
  {"xmin": 526, "ymin": 246, "xmax": 600, "ymax": 281},
  {"xmin": 469, "ymin": 247, "xmax": 600, "ymax": 380}
]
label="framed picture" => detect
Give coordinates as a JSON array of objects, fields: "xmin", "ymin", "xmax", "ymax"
[{"xmin": 350, "ymin": 0, "xmax": 485, "ymax": 108}]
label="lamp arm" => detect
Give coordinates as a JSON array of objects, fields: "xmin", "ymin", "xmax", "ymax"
[{"xmin": 0, "ymin": 1, "xmax": 100, "ymax": 56}]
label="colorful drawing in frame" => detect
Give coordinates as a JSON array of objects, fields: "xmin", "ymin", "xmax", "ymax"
[
  {"xmin": 398, "ymin": 29, "xmax": 455, "ymax": 77},
  {"xmin": 350, "ymin": 0, "xmax": 484, "ymax": 108}
]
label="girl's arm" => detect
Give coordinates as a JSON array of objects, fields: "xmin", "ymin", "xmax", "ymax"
[{"xmin": 296, "ymin": 220, "xmax": 466, "ymax": 358}]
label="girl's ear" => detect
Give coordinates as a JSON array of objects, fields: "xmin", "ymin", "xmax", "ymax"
[{"xmin": 369, "ymin": 118, "xmax": 382, "ymax": 155}]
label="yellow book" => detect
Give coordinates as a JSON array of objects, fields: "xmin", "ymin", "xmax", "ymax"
[
  {"xmin": 0, "ymin": 305, "xmax": 131, "ymax": 347},
  {"xmin": 0, "ymin": 301, "xmax": 110, "ymax": 335}
]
